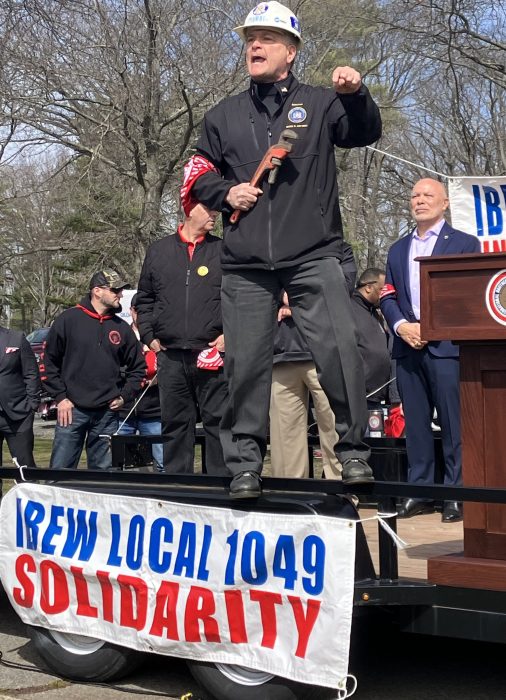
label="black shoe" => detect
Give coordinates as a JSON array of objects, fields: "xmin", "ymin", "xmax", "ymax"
[
  {"xmin": 397, "ymin": 498, "xmax": 435, "ymax": 519},
  {"xmin": 442, "ymin": 501, "xmax": 463, "ymax": 523},
  {"xmin": 229, "ymin": 471, "xmax": 262, "ymax": 500},
  {"xmin": 342, "ymin": 458, "xmax": 374, "ymax": 485}
]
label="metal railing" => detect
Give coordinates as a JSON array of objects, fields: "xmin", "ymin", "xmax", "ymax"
[{"xmin": 2, "ymin": 432, "xmax": 506, "ymax": 586}]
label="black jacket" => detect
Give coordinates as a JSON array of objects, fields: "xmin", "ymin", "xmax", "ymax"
[
  {"xmin": 136, "ymin": 232, "xmax": 223, "ymax": 350},
  {"xmin": 351, "ymin": 290, "xmax": 391, "ymax": 402},
  {"xmin": 42, "ymin": 297, "xmax": 145, "ymax": 409},
  {"xmin": 119, "ymin": 382, "xmax": 160, "ymax": 420},
  {"xmin": 194, "ymin": 73, "xmax": 381, "ymax": 269},
  {"xmin": 0, "ymin": 327, "xmax": 41, "ymax": 421},
  {"xmin": 119, "ymin": 344, "xmax": 160, "ymax": 420}
]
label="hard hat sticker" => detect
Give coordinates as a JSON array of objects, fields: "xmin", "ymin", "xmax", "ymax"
[{"xmin": 253, "ymin": 3, "xmax": 269, "ymax": 14}]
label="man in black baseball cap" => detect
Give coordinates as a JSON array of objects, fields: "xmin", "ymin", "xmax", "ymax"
[
  {"xmin": 89, "ymin": 268, "xmax": 130, "ymax": 292},
  {"xmin": 42, "ymin": 268, "xmax": 144, "ymax": 470}
]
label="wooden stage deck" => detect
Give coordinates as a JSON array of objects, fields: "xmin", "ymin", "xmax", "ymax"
[{"xmin": 360, "ymin": 508, "xmax": 464, "ymax": 580}]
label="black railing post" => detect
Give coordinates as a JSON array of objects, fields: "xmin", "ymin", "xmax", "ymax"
[
  {"xmin": 378, "ymin": 496, "xmax": 399, "ymax": 581},
  {"xmin": 110, "ymin": 436, "xmax": 125, "ymax": 471}
]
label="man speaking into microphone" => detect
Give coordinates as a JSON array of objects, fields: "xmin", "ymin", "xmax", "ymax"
[{"xmin": 192, "ymin": 2, "xmax": 382, "ymax": 498}]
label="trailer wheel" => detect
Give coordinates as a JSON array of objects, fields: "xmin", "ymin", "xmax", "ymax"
[
  {"xmin": 27, "ymin": 625, "xmax": 144, "ymax": 682},
  {"xmin": 186, "ymin": 660, "xmax": 335, "ymax": 700}
]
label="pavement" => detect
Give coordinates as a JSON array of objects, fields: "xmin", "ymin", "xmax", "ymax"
[
  {"xmin": 0, "ymin": 586, "xmax": 206, "ymax": 700},
  {"xmin": 33, "ymin": 417, "xmax": 56, "ymax": 440},
  {"xmin": 3, "ymin": 421, "xmax": 506, "ymax": 698}
]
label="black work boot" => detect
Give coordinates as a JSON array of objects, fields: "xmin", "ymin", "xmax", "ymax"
[
  {"xmin": 229, "ymin": 471, "xmax": 262, "ymax": 499},
  {"xmin": 341, "ymin": 458, "xmax": 374, "ymax": 485}
]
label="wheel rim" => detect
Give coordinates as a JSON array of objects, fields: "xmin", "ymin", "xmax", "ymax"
[
  {"xmin": 215, "ymin": 663, "xmax": 274, "ymax": 686},
  {"xmin": 49, "ymin": 630, "xmax": 105, "ymax": 655}
]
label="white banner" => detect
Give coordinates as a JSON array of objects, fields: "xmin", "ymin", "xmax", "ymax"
[
  {"xmin": 116, "ymin": 288, "xmax": 137, "ymax": 325},
  {"xmin": 0, "ymin": 483, "xmax": 356, "ymax": 690},
  {"xmin": 449, "ymin": 177, "xmax": 506, "ymax": 253}
]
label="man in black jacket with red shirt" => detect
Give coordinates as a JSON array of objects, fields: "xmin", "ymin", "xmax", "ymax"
[
  {"xmin": 135, "ymin": 158, "xmax": 228, "ymax": 475},
  {"xmin": 43, "ymin": 270, "xmax": 145, "ymax": 470}
]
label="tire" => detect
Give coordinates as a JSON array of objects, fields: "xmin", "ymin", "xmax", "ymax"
[
  {"xmin": 27, "ymin": 625, "xmax": 144, "ymax": 682},
  {"xmin": 187, "ymin": 660, "xmax": 335, "ymax": 700}
]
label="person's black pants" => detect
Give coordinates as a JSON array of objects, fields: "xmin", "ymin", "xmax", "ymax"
[
  {"xmin": 157, "ymin": 349, "xmax": 228, "ymax": 475},
  {"xmin": 220, "ymin": 258, "xmax": 370, "ymax": 476},
  {"xmin": 0, "ymin": 413, "xmax": 36, "ymax": 468}
]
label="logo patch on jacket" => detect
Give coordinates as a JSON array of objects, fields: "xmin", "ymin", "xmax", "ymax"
[
  {"xmin": 109, "ymin": 330, "xmax": 121, "ymax": 345},
  {"xmin": 288, "ymin": 107, "xmax": 307, "ymax": 124},
  {"xmin": 5, "ymin": 347, "xmax": 19, "ymax": 353},
  {"xmin": 380, "ymin": 283, "xmax": 396, "ymax": 300}
]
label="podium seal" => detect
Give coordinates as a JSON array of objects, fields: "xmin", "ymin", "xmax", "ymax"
[{"xmin": 485, "ymin": 269, "xmax": 506, "ymax": 326}]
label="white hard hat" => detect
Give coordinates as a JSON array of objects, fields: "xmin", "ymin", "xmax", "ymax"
[{"xmin": 234, "ymin": 2, "xmax": 302, "ymax": 44}]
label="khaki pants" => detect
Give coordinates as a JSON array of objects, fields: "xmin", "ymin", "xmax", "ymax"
[{"xmin": 269, "ymin": 361, "xmax": 342, "ymax": 479}]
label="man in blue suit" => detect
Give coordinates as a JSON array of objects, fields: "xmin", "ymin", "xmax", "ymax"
[{"xmin": 381, "ymin": 178, "xmax": 480, "ymax": 522}]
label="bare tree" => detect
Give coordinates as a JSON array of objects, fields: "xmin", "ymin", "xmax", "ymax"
[
  {"xmin": 0, "ymin": 0, "xmax": 251, "ymax": 269},
  {"xmin": 0, "ymin": 0, "xmax": 503, "ymax": 318}
]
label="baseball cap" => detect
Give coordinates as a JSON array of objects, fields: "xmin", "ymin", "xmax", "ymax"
[{"xmin": 89, "ymin": 269, "xmax": 130, "ymax": 291}]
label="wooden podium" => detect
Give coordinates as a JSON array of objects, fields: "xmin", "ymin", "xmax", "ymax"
[{"xmin": 419, "ymin": 252, "xmax": 506, "ymax": 591}]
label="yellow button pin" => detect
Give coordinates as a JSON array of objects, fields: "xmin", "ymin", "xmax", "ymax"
[{"xmin": 197, "ymin": 266, "xmax": 209, "ymax": 276}]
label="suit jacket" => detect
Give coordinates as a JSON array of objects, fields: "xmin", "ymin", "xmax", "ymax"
[
  {"xmin": 0, "ymin": 327, "xmax": 42, "ymax": 421},
  {"xmin": 381, "ymin": 222, "xmax": 481, "ymax": 359}
]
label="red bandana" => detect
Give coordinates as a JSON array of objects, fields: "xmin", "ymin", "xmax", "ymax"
[
  {"xmin": 197, "ymin": 347, "xmax": 224, "ymax": 370},
  {"xmin": 180, "ymin": 155, "xmax": 219, "ymax": 216}
]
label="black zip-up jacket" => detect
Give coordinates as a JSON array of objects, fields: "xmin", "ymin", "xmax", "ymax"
[
  {"xmin": 193, "ymin": 73, "xmax": 381, "ymax": 269},
  {"xmin": 42, "ymin": 296, "xmax": 146, "ymax": 409},
  {"xmin": 136, "ymin": 232, "xmax": 223, "ymax": 349},
  {"xmin": 351, "ymin": 290, "xmax": 391, "ymax": 402}
]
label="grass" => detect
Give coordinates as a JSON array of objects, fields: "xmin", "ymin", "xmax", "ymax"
[
  {"xmin": 2, "ymin": 434, "xmax": 57, "ymax": 497},
  {"xmin": 1, "ymin": 427, "xmax": 322, "ymax": 498},
  {"xmin": 0, "ymin": 432, "xmax": 207, "ymax": 497},
  {"xmin": 2, "ymin": 436, "xmax": 86, "ymax": 469}
]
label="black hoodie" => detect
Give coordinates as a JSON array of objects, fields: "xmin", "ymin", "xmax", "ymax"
[{"xmin": 42, "ymin": 296, "xmax": 146, "ymax": 409}]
